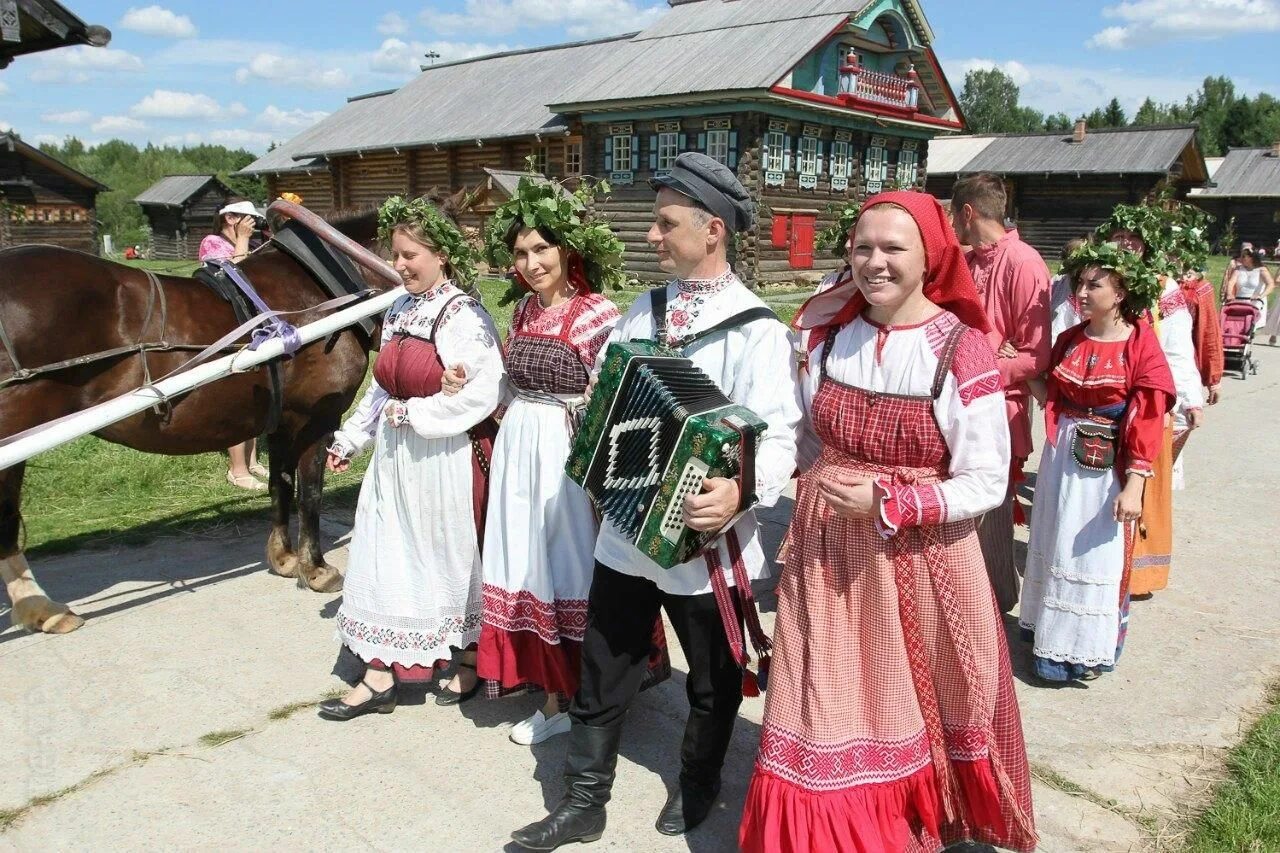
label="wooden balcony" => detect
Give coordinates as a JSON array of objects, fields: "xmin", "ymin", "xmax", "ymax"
[{"xmin": 841, "ymin": 68, "xmax": 919, "ymax": 111}]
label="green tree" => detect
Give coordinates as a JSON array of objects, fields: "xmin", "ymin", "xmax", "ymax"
[
  {"xmin": 1043, "ymin": 112, "xmax": 1073, "ymax": 132},
  {"xmin": 960, "ymin": 67, "xmax": 1032, "ymax": 133},
  {"xmin": 1102, "ymin": 97, "xmax": 1127, "ymax": 127},
  {"xmin": 1085, "ymin": 107, "xmax": 1108, "ymax": 129}
]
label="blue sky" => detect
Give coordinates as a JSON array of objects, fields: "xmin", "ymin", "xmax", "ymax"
[{"xmin": 3, "ymin": 0, "xmax": 1276, "ymax": 153}]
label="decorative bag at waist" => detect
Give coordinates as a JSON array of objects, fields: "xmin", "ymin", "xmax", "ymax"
[
  {"xmin": 1062, "ymin": 403, "xmax": 1124, "ymax": 471},
  {"xmin": 566, "ymin": 340, "xmax": 766, "ymax": 569}
]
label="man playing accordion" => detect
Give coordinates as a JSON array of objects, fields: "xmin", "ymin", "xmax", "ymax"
[{"xmin": 511, "ymin": 152, "xmax": 802, "ymax": 850}]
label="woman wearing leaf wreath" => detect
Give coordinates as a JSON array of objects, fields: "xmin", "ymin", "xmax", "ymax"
[
  {"xmin": 1018, "ymin": 241, "xmax": 1175, "ymax": 684},
  {"xmin": 464, "ymin": 176, "xmax": 634, "ymax": 745},
  {"xmin": 1097, "ymin": 204, "xmax": 1203, "ymax": 596},
  {"xmin": 317, "ymin": 195, "xmax": 506, "ymax": 720}
]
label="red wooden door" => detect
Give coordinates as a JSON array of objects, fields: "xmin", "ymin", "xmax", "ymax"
[{"xmin": 789, "ymin": 213, "xmax": 815, "ymax": 269}]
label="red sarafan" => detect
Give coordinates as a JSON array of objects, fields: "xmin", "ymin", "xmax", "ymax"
[{"xmin": 0, "ymin": 209, "xmax": 391, "ymax": 634}]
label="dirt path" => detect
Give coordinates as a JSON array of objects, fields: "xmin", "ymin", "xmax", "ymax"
[{"xmin": 1, "ymin": 362, "xmax": 1276, "ymax": 851}]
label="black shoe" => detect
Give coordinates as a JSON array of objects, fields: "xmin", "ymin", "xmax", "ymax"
[
  {"xmin": 511, "ymin": 804, "xmax": 605, "ymax": 850},
  {"xmin": 510, "ymin": 722, "xmax": 623, "ymax": 851},
  {"xmin": 655, "ymin": 778, "xmax": 720, "ymax": 836},
  {"xmin": 436, "ymin": 661, "xmax": 480, "ymax": 706},
  {"xmin": 317, "ymin": 679, "xmax": 396, "ymax": 720}
]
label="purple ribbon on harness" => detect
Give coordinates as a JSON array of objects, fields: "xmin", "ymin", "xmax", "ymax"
[{"xmin": 207, "ymin": 259, "xmax": 303, "ymax": 356}]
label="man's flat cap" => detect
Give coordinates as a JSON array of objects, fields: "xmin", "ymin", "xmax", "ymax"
[{"xmin": 650, "ymin": 151, "xmax": 755, "ymax": 234}]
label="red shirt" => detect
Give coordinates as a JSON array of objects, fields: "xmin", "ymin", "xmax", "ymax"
[{"xmin": 966, "ymin": 229, "xmax": 1052, "ymax": 459}]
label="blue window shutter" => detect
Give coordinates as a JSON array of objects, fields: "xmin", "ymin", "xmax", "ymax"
[
  {"xmin": 817, "ymin": 143, "xmax": 825, "ymax": 175},
  {"xmin": 649, "ymin": 135, "xmax": 658, "ymax": 171},
  {"xmin": 604, "ymin": 136, "xmax": 613, "ymax": 172},
  {"xmin": 631, "ymin": 135, "xmax": 640, "ymax": 171},
  {"xmin": 728, "ymin": 131, "xmax": 739, "ymax": 168},
  {"xmin": 698, "ymin": 132, "xmax": 707, "ymax": 152},
  {"xmin": 783, "ymin": 136, "xmax": 794, "ymax": 173},
  {"xmin": 683, "ymin": 132, "xmax": 692, "ymax": 150}
]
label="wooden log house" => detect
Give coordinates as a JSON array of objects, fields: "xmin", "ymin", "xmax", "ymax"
[
  {"xmin": 239, "ymin": 0, "xmax": 967, "ymax": 284},
  {"xmin": 134, "ymin": 175, "xmax": 234, "ymax": 260},
  {"xmin": 1191, "ymin": 144, "xmax": 1280, "ymax": 250},
  {"xmin": 0, "ymin": 131, "xmax": 106, "ymax": 253},
  {"xmin": 926, "ymin": 122, "xmax": 1209, "ymax": 256}
]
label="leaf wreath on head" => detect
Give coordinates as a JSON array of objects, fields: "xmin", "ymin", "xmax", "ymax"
[
  {"xmin": 815, "ymin": 200, "xmax": 863, "ymax": 259},
  {"xmin": 1064, "ymin": 240, "xmax": 1163, "ymax": 314},
  {"xmin": 378, "ymin": 195, "xmax": 482, "ymax": 290},
  {"xmin": 1094, "ymin": 203, "xmax": 1173, "ymax": 273},
  {"xmin": 483, "ymin": 161, "xmax": 627, "ymax": 306},
  {"xmin": 1165, "ymin": 201, "xmax": 1214, "ymax": 274}
]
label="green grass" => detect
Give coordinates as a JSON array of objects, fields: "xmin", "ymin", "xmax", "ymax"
[{"xmin": 1184, "ymin": 683, "xmax": 1280, "ymax": 852}]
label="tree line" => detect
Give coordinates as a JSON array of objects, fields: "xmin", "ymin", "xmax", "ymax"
[
  {"xmin": 38, "ymin": 137, "xmax": 266, "ymax": 248},
  {"xmin": 959, "ymin": 70, "xmax": 1280, "ymax": 156}
]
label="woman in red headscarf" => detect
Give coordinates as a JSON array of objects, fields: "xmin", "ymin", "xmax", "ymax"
[{"xmin": 739, "ymin": 192, "xmax": 1037, "ymax": 853}]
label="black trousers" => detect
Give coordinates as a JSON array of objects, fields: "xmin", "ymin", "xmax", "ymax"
[{"xmin": 571, "ymin": 562, "xmax": 745, "ymax": 781}]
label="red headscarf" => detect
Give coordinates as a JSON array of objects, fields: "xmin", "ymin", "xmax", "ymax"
[
  {"xmin": 794, "ymin": 191, "xmax": 991, "ymax": 343},
  {"xmin": 512, "ymin": 250, "xmax": 593, "ymax": 295}
]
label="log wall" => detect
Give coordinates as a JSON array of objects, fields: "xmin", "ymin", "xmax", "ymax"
[
  {"xmin": 268, "ymin": 172, "xmax": 336, "ymax": 215},
  {"xmin": 1194, "ymin": 198, "xmax": 1280, "ymax": 250}
]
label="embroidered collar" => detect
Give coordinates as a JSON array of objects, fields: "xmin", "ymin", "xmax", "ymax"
[
  {"xmin": 676, "ymin": 267, "xmax": 735, "ymax": 295},
  {"xmin": 413, "ymin": 280, "xmax": 455, "ymax": 302}
]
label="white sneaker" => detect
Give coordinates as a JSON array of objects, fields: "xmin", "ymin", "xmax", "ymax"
[{"xmin": 510, "ymin": 710, "xmax": 571, "ymax": 746}]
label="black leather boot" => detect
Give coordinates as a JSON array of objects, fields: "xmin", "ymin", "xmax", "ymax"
[
  {"xmin": 511, "ymin": 723, "xmax": 622, "ymax": 851},
  {"xmin": 655, "ymin": 707, "xmax": 736, "ymax": 835}
]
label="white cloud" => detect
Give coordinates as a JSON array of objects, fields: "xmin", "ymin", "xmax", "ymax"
[
  {"xmin": 0, "ymin": 81, "xmax": 9, "ymax": 95},
  {"xmin": 1089, "ymin": 0, "xmax": 1280, "ymax": 49},
  {"xmin": 369, "ymin": 37, "xmax": 510, "ymax": 74},
  {"xmin": 28, "ymin": 47, "xmax": 144, "ymax": 83},
  {"xmin": 234, "ymin": 53, "xmax": 351, "ymax": 88},
  {"xmin": 92, "ymin": 115, "xmax": 148, "ymax": 134},
  {"xmin": 130, "ymin": 89, "xmax": 224, "ymax": 120},
  {"xmin": 423, "ymin": 0, "xmax": 665, "ymax": 38},
  {"xmin": 40, "ymin": 109, "xmax": 92, "ymax": 124},
  {"xmin": 377, "ymin": 12, "xmax": 409, "ymax": 35},
  {"xmin": 256, "ymin": 105, "xmax": 330, "ymax": 131},
  {"xmin": 118, "ymin": 5, "xmax": 197, "ymax": 38},
  {"xmin": 33, "ymin": 133, "xmax": 64, "ymax": 146},
  {"xmin": 945, "ymin": 55, "xmax": 1201, "ymax": 121}
]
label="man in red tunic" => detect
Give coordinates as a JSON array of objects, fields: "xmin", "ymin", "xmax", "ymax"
[{"xmin": 950, "ymin": 173, "xmax": 1051, "ymax": 613}]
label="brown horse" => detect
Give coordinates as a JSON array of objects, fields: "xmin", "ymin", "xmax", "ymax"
[{"xmin": 0, "ymin": 211, "xmax": 389, "ymax": 633}]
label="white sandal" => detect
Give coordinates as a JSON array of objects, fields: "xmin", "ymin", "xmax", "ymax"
[
  {"xmin": 249, "ymin": 461, "xmax": 268, "ymax": 478},
  {"xmin": 226, "ymin": 471, "xmax": 267, "ymax": 491}
]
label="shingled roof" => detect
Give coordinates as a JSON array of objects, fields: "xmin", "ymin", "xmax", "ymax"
[
  {"xmin": 1196, "ymin": 147, "xmax": 1280, "ymax": 198},
  {"xmin": 135, "ymin": 175, "xmax": 228, "ymax": 207},
  {"xmin": 930, "ymin": 125, "xmax": 1205, "ymax": 177},
  {"xmin": 236, "ymin": 90, "xmax": 394, "ymax": 176}
]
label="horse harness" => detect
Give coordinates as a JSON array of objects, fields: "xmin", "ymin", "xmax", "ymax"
[{"xmin": 0, "ymin": 222, "xmax": 375, "ymax": 434}]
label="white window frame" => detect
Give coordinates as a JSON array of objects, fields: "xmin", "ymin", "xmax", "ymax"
[
  {"xmin": 765, "ymin": 130, "xmax": 786, "ymax": 173},
  {"xmin": 864, "ymin": 145, "xmax": 888, "ymax": 182},
  {"xmin": 798, "ymin": 136, "xmax": 820, "ymax": 176},
  {"xmin": 564, "ymin": 137, "xmax": 583, "ymax": 176},
  {"xmin": 657, "ymin": 132, "xmax": 680, "ymax": 172},
  {"xmin": 897, "ymin": 148, "xmax": 919, "ymax": 186},
  {"xmin": 612, "ymin": 135, "xmax": 632, "ymax": 171},
  {"xmin": 830, "ymin": 140, "xmax": 850, "ymax": 179},
  {"xmin": 705, "ymin": 129, "xmax": 730, "ymax": 165}
]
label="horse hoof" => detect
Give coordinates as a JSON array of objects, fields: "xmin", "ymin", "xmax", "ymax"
[
  {"xmin": 13, "ymin": 597, "xmax": 84, "ymax": 634},
  {"xmin": 302, "ymin": 566, "xmax": 344, "ymax": 594},
  {"xmin": 41, "ymin": 611, "xmax": 85, "ymax": 634},
  {"xmin": 268, "ymin": 554, "xmax": 301, "ymax": 579}
]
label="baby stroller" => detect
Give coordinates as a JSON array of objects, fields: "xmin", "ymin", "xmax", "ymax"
[{"xmin": 1221, "ymin": 299, "xmax": 1260, "ymax": 380}]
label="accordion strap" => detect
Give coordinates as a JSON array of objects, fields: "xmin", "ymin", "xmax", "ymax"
[
  {"xmin": 706, "ymin": 529, "xmax": 772, "ymax": 695},
  {"xmin": 650, "ymin": 285, "xmax": 778, "ymax": 350}
]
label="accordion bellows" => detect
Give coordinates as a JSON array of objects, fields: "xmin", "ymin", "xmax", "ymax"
[{"xmin": 567, "ymin": 341, "xmax": 767, "ymax": 569}]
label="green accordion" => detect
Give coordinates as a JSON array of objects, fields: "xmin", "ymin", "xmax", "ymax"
[{"xmin": 566, "ymin": 341, "xmax": 767, "ymax": 569}]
